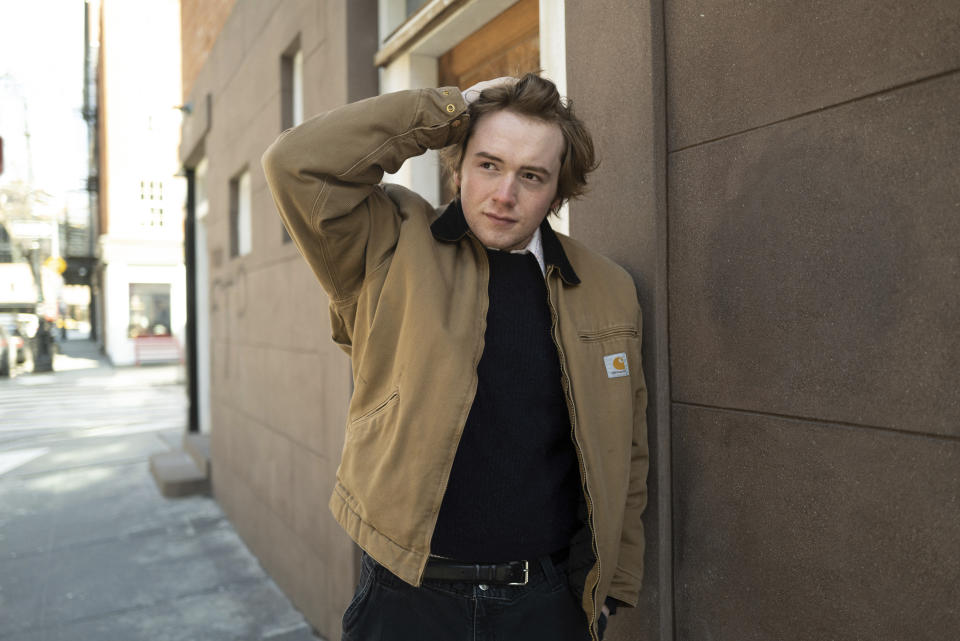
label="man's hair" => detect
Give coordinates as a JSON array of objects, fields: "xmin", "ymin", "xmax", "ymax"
[{"xmin": 442, "ymin": 73, "xmax": 598, "ymax": 211}]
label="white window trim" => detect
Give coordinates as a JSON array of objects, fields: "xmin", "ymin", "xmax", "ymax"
[
  {"xmin": 380, "ymin": 0, "xmax": 519, "ymax": 63},
  {"xmin": 538, "ymin": 0, "xmax": 568, "ymax": 235},
  {"xmin": 236, "ymin": 170, "xmax": 252, "ymax": 257},
  {"xmin": 195, "ymin": 157, "xmax": 209, "ymax": 220},
  {"xmin": 292, "ymin": 49, "xmax": 304, "ymax": 127}
]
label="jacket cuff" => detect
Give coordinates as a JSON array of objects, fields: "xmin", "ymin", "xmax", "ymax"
[
  {"xmin": 421, "ymin": 87, "xmax": 469, "ymax": 147},
  {"xmin": 604, "ymin": 596, "xmax": 627, "ymax": 616}
]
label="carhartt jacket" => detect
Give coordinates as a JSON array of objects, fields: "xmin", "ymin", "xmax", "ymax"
[{"xmin": 262, "ymin": 86, "xmax": 649, "ymax": 639}]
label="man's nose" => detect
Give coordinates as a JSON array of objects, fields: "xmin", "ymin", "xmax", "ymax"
[{"xmin": 492, "ymin": 176, "xmax": 517, "ymax": 207}]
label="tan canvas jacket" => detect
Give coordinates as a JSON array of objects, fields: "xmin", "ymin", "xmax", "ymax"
[{"xmin": 262, "ymin": 86, "xmax": 649, "ymax": 638}]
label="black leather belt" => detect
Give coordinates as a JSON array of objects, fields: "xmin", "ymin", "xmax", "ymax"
[
  {"xmin": 423, "ymin": 559, "xmax": 530, "ymax": 585},
  {"xmin": 423, "ymin": 549, "xmax": 569, "ymax": 586}
]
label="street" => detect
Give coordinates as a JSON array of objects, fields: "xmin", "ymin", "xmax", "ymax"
[{"xmin": 0, "ymin": 340, "xmax": 321, "ymax": 641}]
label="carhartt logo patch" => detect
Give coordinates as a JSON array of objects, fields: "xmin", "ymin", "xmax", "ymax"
[{"xmin": 604, "ymin": 353, "xmax": 629, "ymax": 378}]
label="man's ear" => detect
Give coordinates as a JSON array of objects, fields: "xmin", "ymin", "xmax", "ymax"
[{"xmin": 550, "ymin": 196, "xmax": 562, "ymax": 215}]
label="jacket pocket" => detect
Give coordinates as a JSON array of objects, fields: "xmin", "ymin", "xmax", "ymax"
[
  {"xmin": 350, "ymin": 388, "xmax": 399, "ymax": 426},
  {"xmin": 577, "ymin": 326, "xmax": 639, "ymax": 342}
]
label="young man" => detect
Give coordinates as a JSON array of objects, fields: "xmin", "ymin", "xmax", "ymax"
[{"xmin": 263, "ymin": 74, "xmax": 648, "ymax": 641}]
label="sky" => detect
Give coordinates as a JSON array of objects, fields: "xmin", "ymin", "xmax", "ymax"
[{"xmin": 0, "ymin": 0, "xmax": 88, "ymax": 215}]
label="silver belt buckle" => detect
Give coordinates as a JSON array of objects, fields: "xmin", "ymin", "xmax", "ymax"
[{"xmin": 508, "ymin": 560, "xmax": 529, "ymax": 586}]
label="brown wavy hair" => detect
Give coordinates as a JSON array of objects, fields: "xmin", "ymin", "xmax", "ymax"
[{"xmin": 442, "ymin": 73, "xmax": 598, "ymax": 212}]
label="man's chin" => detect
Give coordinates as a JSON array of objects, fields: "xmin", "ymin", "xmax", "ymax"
[
  {"xmin": 479, "ymin": 235, "xmax": 527, "ymax": 252},
  {"xmin": 468, "ymin": 220, "xmax": 535, "ymax": 251}
]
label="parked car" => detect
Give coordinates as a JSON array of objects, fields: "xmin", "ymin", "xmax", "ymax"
[{"xmin": 0, "ymin": 324, "xmax": 17, "ymax": 377}]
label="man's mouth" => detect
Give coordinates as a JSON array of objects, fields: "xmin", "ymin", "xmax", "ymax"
[{"xmin": 484, "ymin": 212, "xmax": 516, "ymax": 224}]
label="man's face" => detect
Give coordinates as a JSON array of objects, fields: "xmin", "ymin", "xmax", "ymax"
[{"xmin": 456, "ymin": 110, "xmax": 564, "ymax": 251}]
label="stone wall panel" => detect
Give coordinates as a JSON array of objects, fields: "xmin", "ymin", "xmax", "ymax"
[
  {"xmin": 665, "ymin": 0, "xmax": 960, "ymax": 149},
  {"xmin": 669, "ymin": 73, "xmax": 960, "ymax": 436},
  {"xmin": 672, "ymin": 403, "xmax": 960, "ymax": 641}
]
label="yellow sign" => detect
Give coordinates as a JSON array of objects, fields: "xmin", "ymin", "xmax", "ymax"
[{"xmin": 44, "ymin": 256, "xmax": 67, "ymax": 274}]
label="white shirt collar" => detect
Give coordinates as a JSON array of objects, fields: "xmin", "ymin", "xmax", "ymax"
[{"xmin": 508, "ymin": 227, "xmax": 545, "ymax": 276}]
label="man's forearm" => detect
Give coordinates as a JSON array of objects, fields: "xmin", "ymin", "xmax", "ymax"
[
  {"xmin": 261, "ymin": 87, "xmax": 468, "ymax": 302},
  {"xmin": 262, "ymin": 87, "xmax": 467, "ymax": 226}
]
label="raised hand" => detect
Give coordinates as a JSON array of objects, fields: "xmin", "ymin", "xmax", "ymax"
[{"xmin": 462, "ymin": 76, "xmax": 518, "ymax": 105}]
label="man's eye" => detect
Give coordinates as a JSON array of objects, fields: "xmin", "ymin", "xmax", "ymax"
[
  {"xmin": 480, "ymin": 161, "xmax": 495, "ymax": 170},
  {"xmin": 523, "ymin": 172, "xmax": 542, "ymax": 182}
]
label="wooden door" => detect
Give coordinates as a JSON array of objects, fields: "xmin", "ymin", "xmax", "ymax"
[{"xmin": 438, "ymin": 0, "xmax": 539, "ymax": 90}]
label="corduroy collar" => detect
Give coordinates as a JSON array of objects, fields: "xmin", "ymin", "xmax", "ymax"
[{"xmin": 430, "ymin": 199, "xmax": 581, "ymax": 285}]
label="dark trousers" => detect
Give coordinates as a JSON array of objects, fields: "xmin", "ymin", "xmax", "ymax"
[{"xmin": 342, "ymin": 552, "xmax": 592, "ymax": 641}]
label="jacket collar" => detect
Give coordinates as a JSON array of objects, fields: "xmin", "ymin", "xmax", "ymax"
[{"xmin": 431, "ymin": 199, "xmax": 581, "ymax": 285}]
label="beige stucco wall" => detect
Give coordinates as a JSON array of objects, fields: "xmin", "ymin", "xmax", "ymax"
[{"xmin": 178, "ymin": 1, "xmax": 378, "ymax": 638}]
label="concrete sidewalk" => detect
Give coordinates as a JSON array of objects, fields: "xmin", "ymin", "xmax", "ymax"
[{"xmin": 0, "ymin": 340, "xmax": 323, "ymax": 641}]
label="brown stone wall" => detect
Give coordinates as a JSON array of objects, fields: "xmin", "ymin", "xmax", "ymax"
[
  {"xmin": 665, "ymin": 2, "xmax": 960, "ymax": 638},
  {"xmin": 567, "ymin": 1, "xmax": 960, "ymax": 640},
  {"xmin": 178, "ymin": 1, "xmax": 378, "ymax": 639},
  {"xmin": 180, "ymin": 0, "xmax": 237, "ymax": 103},
  {"xmin": 566, "ymin": 1, "xmax": 670, "ymax": 638}
]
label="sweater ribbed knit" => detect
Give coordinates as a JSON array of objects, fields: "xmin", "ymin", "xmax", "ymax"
[{"xmin": 430, "ymin": 250, "xmax": 581, "ymax": 562}]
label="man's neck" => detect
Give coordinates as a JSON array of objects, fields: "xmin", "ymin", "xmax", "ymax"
[{"xmin": 488, "ymin": 227, "xmax": 545, "ymax": 276}]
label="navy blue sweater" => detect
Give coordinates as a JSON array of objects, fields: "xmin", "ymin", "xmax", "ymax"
[{"xmin": 431, "ymin": 249, "xmax": 582, "ymax": 562}]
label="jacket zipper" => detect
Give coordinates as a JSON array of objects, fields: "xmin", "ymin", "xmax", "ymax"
[{"xmin": 545, "ymin": 266, "xmax": 601, "ymax": 641}]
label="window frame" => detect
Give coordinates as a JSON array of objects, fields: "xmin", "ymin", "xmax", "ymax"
[{"xmin": 229, "ymin": 167, "xmax": 252, "ymax": 258}]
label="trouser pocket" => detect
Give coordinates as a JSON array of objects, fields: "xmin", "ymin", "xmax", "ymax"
[{"xmin": 342, "ymin": 552, "xmax": 377, "ymax": 635}]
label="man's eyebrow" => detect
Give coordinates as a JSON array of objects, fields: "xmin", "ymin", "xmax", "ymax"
[{"xmin": 474, "ymin": 151, "xmax": 552, "ymax": 177}]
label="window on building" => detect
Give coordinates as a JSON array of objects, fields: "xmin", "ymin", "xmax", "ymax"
[
  {"xmin": 139, "ymin": 179, "xmax": 166, "ymax": 228},
  {"xmin": 195, "ymin": 157, "xmax": 208, "ymax": 221},
  {"xmin": 281, "ymin": 36, "xmax": 303, "ymax": 244},
  {"xmin": 406, "ymin": 0, "xmax": 430, "ymax": 17},
  {"xmin": 230, "ymin": 169, "xmax": 252, "ymax": 257},
  {"xmin": 128, "ymin": 283, "xmax": 171, "ymax": 337},
  {"xmin": 281, "ymin": 36, "xmax": 304, "ymax": 131},
  {"xmin": 291, "ymin": 49, "xmax": 303, "ymax": 127},
  {"xmin": 381, "ymin": 0, "xmax": 434, "ymax": 45}
]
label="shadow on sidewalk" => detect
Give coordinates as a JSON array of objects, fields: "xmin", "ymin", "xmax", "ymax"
[{"xmin": 54, "ymin": 338, "xmax": 112, "ymax": 372}]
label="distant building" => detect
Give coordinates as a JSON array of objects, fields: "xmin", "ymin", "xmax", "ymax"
[
  {"xmin": 179, "ymin": 2, "xmax": 960, "ymax": 640},
  {"xmin": 0, "ymin": 180, "xmax": 64, "ymax": 324},
  {"xmin": 91, "ymin": 0, "xmax": 186, "ymax": 366}
]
